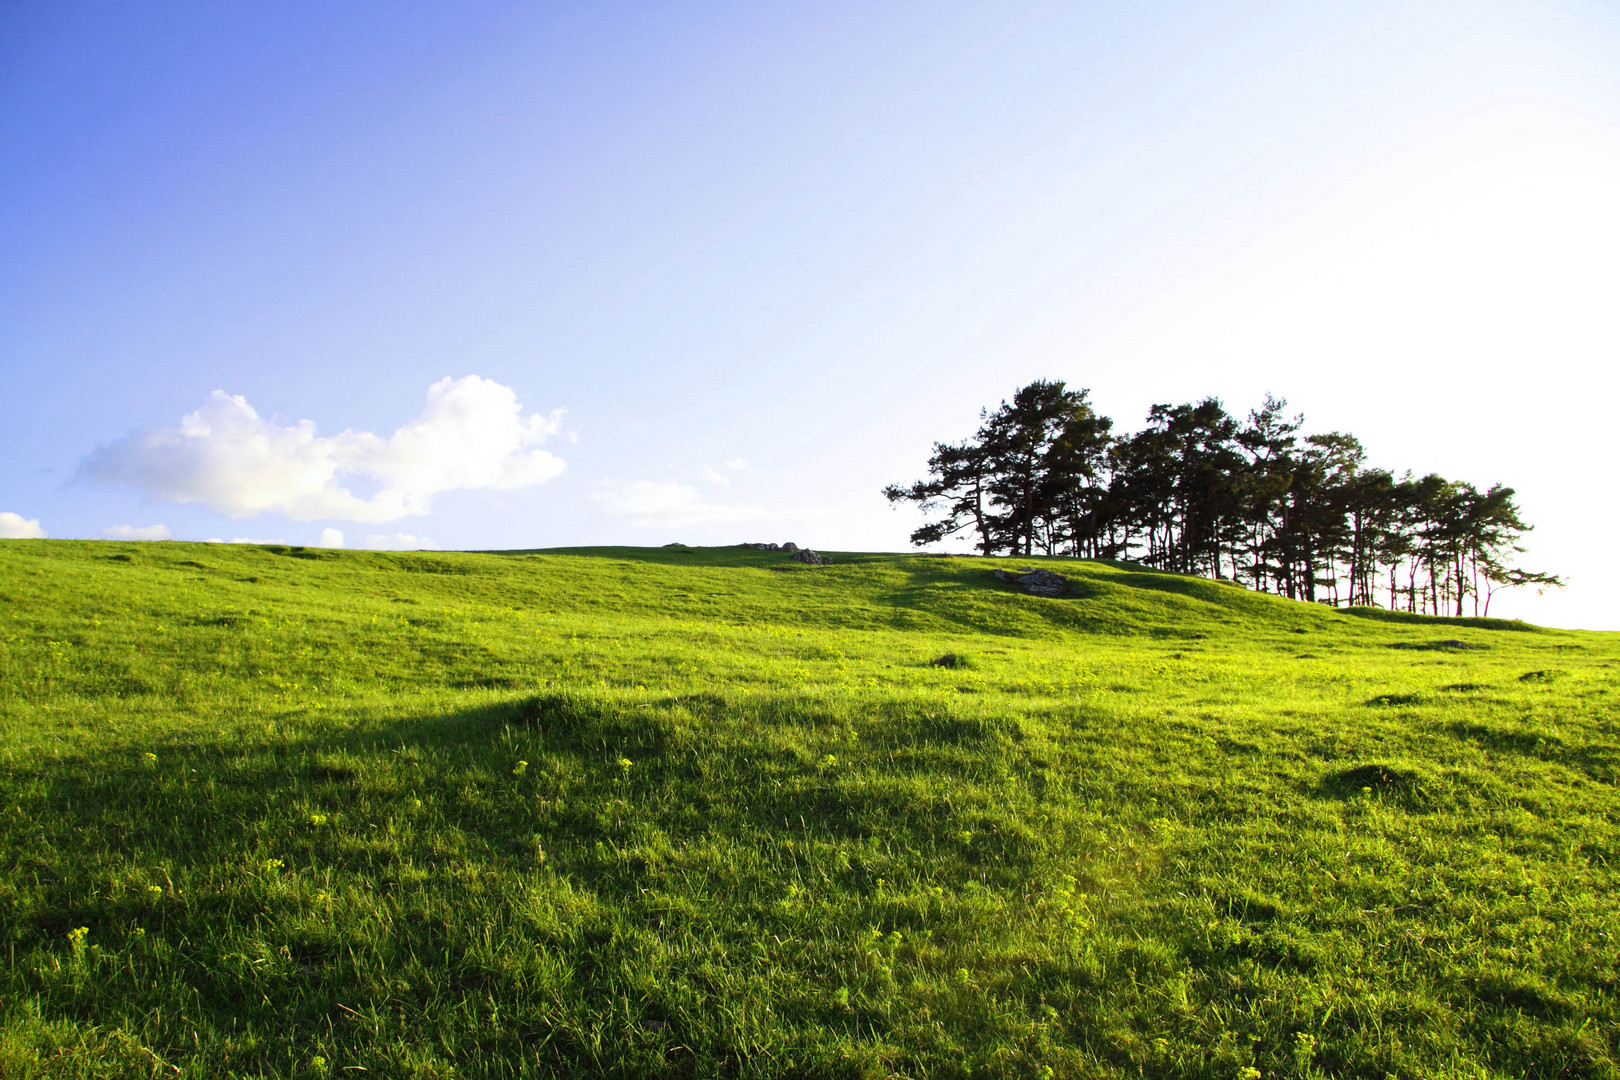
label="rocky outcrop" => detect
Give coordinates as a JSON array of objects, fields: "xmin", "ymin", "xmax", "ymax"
[
  {"xmin": 993, "ymin": 568, "xmax": 1069, "ymax": 597},
  {"xmin": 740, "ymin": 541, "xmax": 825, "ymax": 564}
]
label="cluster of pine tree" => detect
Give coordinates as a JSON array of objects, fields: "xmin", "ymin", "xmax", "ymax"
[{"xmin": 884, "ymin": 380, "xmax": 1559, "ymax": 617}]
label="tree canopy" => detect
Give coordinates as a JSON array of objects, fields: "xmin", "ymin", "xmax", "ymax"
[{"xmin": 885, "ymin": 381, "xmax": 1559, "ymax": 617}]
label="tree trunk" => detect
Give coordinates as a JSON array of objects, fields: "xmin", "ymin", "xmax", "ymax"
[{"xmin": 972, "ymin": 476, "xmax": 990, "ymax": 556}]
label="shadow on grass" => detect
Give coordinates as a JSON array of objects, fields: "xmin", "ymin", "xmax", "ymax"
[
  {"xmin": 1388, "ymin": 640, "xmax": 1488, "ymax": 651},
  {"xmin": 472, "ymin": 546, "xmax": 1356, "ymax": 644},
  {"xmin": 1314, "ymin": 762, "xmax": 1440, "ymax": 810},
  {"xmin": 1097, "ymin": 564, "xmax": 1248, "ymax": 601},
  {"xmin": 1365, "ymin": 692, "xmax": 1429, "ymax": 707},
  {"xmin": 0, "ymin": 687, "xmax": 1095, "ymax": 1075},
  {"xmin": 484, "ymin": 544, "xmax": 882, "ymax": 571},
  {"xmin": 7, "ymin": 689, "xmax": 1054, "ymax": 932},
  {"xmin": 1341, "ymin": 607, "xmax": 1538, "ymax": 632},
  {"xmin": 486, "ymin": 546, "xmax": 1127, "ymax": 639},
  {"xmin": 1449, "ymin": 720, "xmax": 1618, "ymax": 784},
  {"xmin": 1470, "ymin": 973, "xmax": 1571, "ymax": 1020}
]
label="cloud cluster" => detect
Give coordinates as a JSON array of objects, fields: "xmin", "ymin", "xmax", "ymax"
[
  {"xmin": 103, "ymin": 524, "xmax": 173, "ymax": 541},
  {"xmin": 202, "ymin": 529, "xmax": 426, "ymax": 548},
  {"xmin": 591, "ymin": 479, "xmax": 764, "ymax": 528},
  {"xmin": 77, "ymin": 376, "xmax": 565, "ymax": 522},
  {"xmin": 0, "ymin": 512, "xmax": 46, "ymax": 539},
  {"xmin": 362, "ymin": 532, "xmax": 437, "ymax": 550}
]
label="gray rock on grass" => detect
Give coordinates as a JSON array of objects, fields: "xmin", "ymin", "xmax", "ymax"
[
  {"xmin": 994, "ymin": 568, "xmax": 1069, "ymax": 597},
  {"xmin": 742, "ymin": 540, "xmax": 822, "ymax": 563}
]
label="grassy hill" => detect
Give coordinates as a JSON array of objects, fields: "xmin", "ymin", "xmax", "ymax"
[{"xmin": 0, "ymin": 539, "xmax": 1615, "ymax": 1079}]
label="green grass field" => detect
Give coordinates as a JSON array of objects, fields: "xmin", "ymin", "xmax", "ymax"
[{"xmin": 0, "ymin": 539, "xmax": 1615, "ymax": 1079}]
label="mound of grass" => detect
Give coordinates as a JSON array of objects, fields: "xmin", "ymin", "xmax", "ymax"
[
  {"xmin": 0, "ymin": 540, "xmax": 1616, "ymax": 1078},
  {"xmin": 1316, "ymin": 761, "xmax": 1441, "ymax": 810}
]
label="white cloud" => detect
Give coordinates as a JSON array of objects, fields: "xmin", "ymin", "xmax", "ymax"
[
  {"xmin": 592, "ymin": 480, "xmax": 765, "ymax": 528},
  {"xmin": 77, "ymin": 375, "xmax": 566, "ymax": 522},
  {"xmin": 318, "ymin": 528, "xmax": 345, "ymax": 548},
  {"xmin": 363, "ymin": 532, "xmax": 437, "ymax": 550},
  {"xmin": 0, "ymin": 512, "xmax": 47, "ymax": 539},
  {"xmin": 102, "ymin": 524, "xmax": 173, "ymax": 541},
  {"xmin": 229, "ymin": 536, "xmax": 291, "ymax": 545},
  {"xmin": 725, "ymin": 458, "xmax": 748, "ymax": 471},
  {"xmin": 699, "ymin": 465, "xmax": 730, "ymax": 487}
]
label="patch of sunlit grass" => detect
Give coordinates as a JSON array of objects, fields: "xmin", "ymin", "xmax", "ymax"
[{"xmin": 0, "ymin": 539, "xmax": 1613, "ymax": 1077}]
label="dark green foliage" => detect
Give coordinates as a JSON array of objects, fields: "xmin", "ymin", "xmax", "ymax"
[{"xmin": 888, "ymin": 382, "xmax": 1562, "ymax": 618}]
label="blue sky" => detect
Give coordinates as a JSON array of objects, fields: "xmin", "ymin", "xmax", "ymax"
[{"xmin": 4, "ymin": 1, "xmax": 1619, "ymax": 627}]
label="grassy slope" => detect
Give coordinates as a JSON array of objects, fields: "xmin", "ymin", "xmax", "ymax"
[{"xmin": 0, "ymin": 539, "xmax": 1615, "ymax": 1079}]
